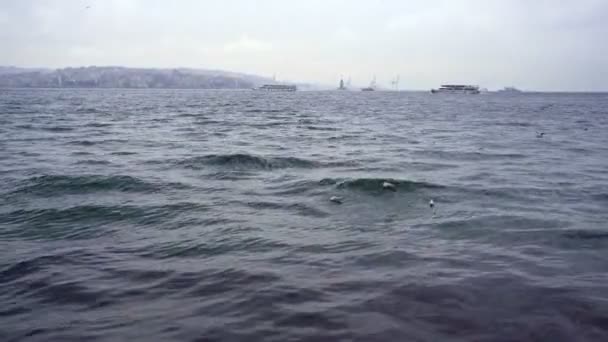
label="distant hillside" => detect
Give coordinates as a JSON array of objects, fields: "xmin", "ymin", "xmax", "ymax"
[
  {"xmin": 0, "ymin": 66, "xmax": 49, "ymax": 75},
  {"xmin": 0, "ymin": 66, "xmax": 276, "ymax": 89}
]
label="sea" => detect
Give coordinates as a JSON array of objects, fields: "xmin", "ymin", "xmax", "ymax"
[{"xmin": 1, "ymin": 89, "xmax": 607, "ymax": 342}]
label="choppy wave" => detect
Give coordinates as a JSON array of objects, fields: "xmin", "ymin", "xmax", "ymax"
[
  {"xmin": 71, "ymin": 151, "xmax": 94, "ymax": 156},
  {"xmin": 43, "ymin": 126, "xmax": 74, "ymax": 132},
  {"xmin": 304, "ymin": 125, "xmax": 339, "ymax": 131},
  {"xmin": 140, "ymin": 236, "xmax": 291, "ymax": 260},
  {"xmin": 110, "ymin": 151, "xmax": 137, "ymax": 156},
  {"xmin": 320, "ymin": 177, "xmax": 444, "ymax": 192},
  {"xmin": 494, "ymin": 121, "xmax": 534, "ymax": 127},
  {"xmin": 15, "ymin": 124, "xmax": 34, "ymax": 130},
  {"xmin": 563, "ymin": 230, "xmax": 608, "ymax": 240},
  {"xmin": 591, "ymin": 193, "xmax": 608, "ymax": 202},
  {"xmin": 412, "ymin": 150, "xmax": 527, "ymax": 161},
  {"xmin": 75, "ymin": 159, "xmax": 112, "ymax": 166},
  {"xmin": 0, "ymin": 202, "xmax": 210, "ymax": 240},
  {"xmin": 76, "ymin": 107, "xmax": 101, "ymax": 114},
  {"xmin": 2, "ymin": 89, "xmax": 608, "ymax": 341},
  {"xmin": 178, "ymin": 153, "xmax": 320, "ymax": 170},
  {"xmin": 69, "ymin": 140, "xmax": 98, "ymax": 146},
  {"xmin": 244, "ymin": 108, "xmax": 285, "ymax": 113},
  {"xmin": 242, "ymin": 200, "xmax": 329, "ymax": 217},
  {"xmin": 0, "ymin": 205, "xmax": 147, "ymax": 240},
  {"xmin": 84, "ymin": 122, "xmax": 112, "ymax": 128},
  {"xmin": 8, "ymin": 174, "xmax": 178, "ymax": 197}
]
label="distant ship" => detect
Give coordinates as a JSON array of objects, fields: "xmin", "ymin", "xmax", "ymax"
[
  {"xmin": 338, "ymin": 78, "xmax": 347, "ymax": 90},
  {"xmin": 254, "ymin": 74, "xmax": 296, "ymax": 92},
  {"xmin": 362, "ymin": 76, "xmax": 377, "ymax": 91},
  {"xmin": 497, "ymin": 86, "xmax": 522, "ymax": 94},
  {"xmin": 255, "ymin": 84, "xmax": 297, "ymax": 92},
  {"xmin": 431, "ymin": 84, "xmax": 480, "ymax": 94}
]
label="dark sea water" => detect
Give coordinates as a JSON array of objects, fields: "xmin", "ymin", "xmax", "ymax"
[{"xmin": 1, "ymin": 89, "xmax": 608, "ymax": 342}]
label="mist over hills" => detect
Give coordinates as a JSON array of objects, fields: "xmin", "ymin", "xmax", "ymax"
[{"xmin": 0, "ymin": 66, "xmax": 281, "ymax": 89}]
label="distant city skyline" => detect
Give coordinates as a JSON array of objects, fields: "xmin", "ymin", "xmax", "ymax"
[{"xmin": 1, "ymin": 0, "xmax": 607, "ymax": 91}]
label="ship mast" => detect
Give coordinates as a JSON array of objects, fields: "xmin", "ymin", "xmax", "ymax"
[{"xmin": 391, "ymin": 75, "xmax": 400, "ymax": 91}]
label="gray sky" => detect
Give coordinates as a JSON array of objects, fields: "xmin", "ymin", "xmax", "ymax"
[{"xmin": 1, "ymin": 0, "xmax": 607, "ymax": 90}]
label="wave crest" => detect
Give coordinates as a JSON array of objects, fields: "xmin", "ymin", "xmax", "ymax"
[
  {"xmin": 320, "ymin": 177, "xmax": 444, "ymax": 192},
  {"xmin": 178, "ymin": 154, "xmax": 319, "ymax": 170},
  {"xmin": 9, "ymin": 175, "xmax": 169, "ymax": 197}
]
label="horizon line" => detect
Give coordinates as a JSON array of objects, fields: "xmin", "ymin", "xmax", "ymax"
[{"xmin": 1, "ymin": 64, "xmax": 607, "ymax": 93}]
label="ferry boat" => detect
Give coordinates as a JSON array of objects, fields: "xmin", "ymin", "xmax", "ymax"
[
  {"xmin": 255, "ymin": 84, "xmax": 297, "ymax": 92},
  {"xmin": 431, "ymin": 84, "xmax": 480, "ymax": 94},
  {"xmin": 497, "ymin": 86, "xmax": 522, "ymax": 94}
]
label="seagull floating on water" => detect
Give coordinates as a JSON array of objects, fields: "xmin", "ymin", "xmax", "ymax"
[
  {"xmin": 330, "ymin": 196, "xmax": 343, "ymax": 204},
  {"xmin": 382, "ymin": 181, "xmax": 396, "ymax": 191},
  {"xmin": 429, "ymin": 199, "xmax": 435, "ymax": 208}
]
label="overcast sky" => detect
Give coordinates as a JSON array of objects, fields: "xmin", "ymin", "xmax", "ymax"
[{"xmin": 1, "ymin": 0, "xmax": 607, "ymax": 90}]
